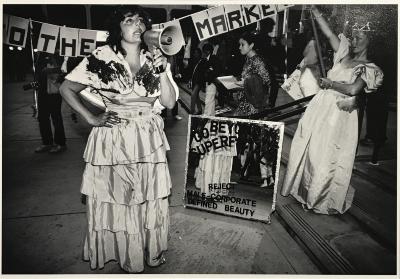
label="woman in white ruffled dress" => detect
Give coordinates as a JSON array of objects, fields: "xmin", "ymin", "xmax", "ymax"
[
  {"xmin": 281, "ymin": 6, "xmax": 383, "ymax": 214},
  {"xmin": 60, "ymin": 6, "xmax": 178, "ymax": 272}
]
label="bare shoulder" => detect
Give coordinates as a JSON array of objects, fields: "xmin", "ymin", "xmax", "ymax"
[{"xmin": 341, "ymin": 55, "xmax": 370, "ymax": 69}]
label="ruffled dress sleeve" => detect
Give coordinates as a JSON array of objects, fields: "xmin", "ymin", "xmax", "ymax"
[
  {"xmin": 353, "ymin": 64, "xmax": 384, "ymax": 93},
  {"xmin": 333, "ymin": 33, "xmax": 350, "ymax": 65},
  {"xmin": 65, "ymin": 46, "xmax": 132, "ymax": 95},
  {"xmin": 64, "ymin": 48, "xmax": 102, "ymax": 89}
]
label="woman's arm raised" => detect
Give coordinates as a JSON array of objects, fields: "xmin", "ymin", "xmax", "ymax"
[{"xmin": 311, "ymin": 5, "xmax": 340, "ymax": 52}]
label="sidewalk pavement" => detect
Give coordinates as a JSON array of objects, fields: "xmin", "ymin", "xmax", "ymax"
[{"xmin": 2, "ymin": 81, "xmax": 320, "ymax": 274}]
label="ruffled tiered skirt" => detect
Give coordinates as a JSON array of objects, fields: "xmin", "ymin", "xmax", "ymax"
[{"xmin": 81, "ymin": 105, "xmax": 171, "ymax": 273}]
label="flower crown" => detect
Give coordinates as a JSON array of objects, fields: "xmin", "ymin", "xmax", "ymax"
[{"xmin": 352, "ymin": 22, "xmax": 374, "ymax": 32}]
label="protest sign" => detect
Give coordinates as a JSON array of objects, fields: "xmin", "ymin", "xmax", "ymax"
[{"xmin": 184, "ymin": 115, "xmax": 284, "ymax": 222}]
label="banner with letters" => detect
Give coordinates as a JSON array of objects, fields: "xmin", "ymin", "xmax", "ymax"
[
  {"xmin": 4, "ymin": 14, "xmax": 108, "ymax": 57},
  {"xmin": 3, "ymin": 4, "xmax": 294, "ymax": 55},
  {"xmin": 192, "ymin": 4, "xmax": 293, "ymax": 41}
]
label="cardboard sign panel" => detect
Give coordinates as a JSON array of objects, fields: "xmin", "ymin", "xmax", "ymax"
[
  {"xmin": 224, "ymin": 5, "xmax": 245, "ymax": 31},
  {"xmin": 192, "ymin": 6, "xmax": 228, "ymax": 41},
  {"xmin": 7, "ymin": 15, "xmax": 29, "ymax": 47},
  {"xmin": 78, "ymin": 29, "xmax": 97, "ymax": 57},
  {"xmin": 3, "ymin": 14, "xmax": 9, "ymax": 43},
  {"xmin": 60, "ymin": 26, "xmax": 79, "ymax": 57},
  {"xmin": 37, "ymin": 23, "xmax": 60, "ymax": 54},
  {"xmin": 208, "ymin": 6, "xmax": 228, "ymax": 37},
  {"xmin": 192, "ymin": 10, "xmax": 212, "ymax": 41},
  {"xmin": 184, "ymin": 115, "xmax": 284, "ymax": 223},
  {"xmin": 242, "ymin": 5, "xmax": 262, "ymax": 25},
  {"xmin": 259, "ymin": 4, "xmax": 276, "ymax": 19}
]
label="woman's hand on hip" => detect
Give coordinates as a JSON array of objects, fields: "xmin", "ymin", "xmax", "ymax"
[{"xmin": 88, "ymin": 111, "xmax": 121, "ymax": 128}]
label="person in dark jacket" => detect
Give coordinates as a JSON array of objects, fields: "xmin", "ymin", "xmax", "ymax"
[
  {"xmin": 190, "ymin": 43, "xmax": 220, "ymax": 114},
  {"xmin": 34, "ymin": 52, "xmax": 67, "ymax": 153}
]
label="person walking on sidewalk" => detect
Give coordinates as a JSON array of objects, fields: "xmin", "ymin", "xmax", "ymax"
[
  {"xmin": 60, "ymin": 5, "xmax": 178, "ymax": 273},
  {"xmin": 34, "ymin": 52, "xmax": 67, "ymax": 154}
]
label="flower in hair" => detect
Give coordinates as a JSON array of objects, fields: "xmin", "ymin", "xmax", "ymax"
[{"xmin": 352, "ymin": 22, "xmax": 374, "ymax": 32}]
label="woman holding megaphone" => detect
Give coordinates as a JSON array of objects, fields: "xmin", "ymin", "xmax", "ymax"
[{"xmin": 60, "ymin": 5, "xmax": 178, "ymax": 273}]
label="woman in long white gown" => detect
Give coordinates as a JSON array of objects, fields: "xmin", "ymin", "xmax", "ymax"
[{"xmin": 281, "ymin": 6, "xmax": 383, "ymax": 214}]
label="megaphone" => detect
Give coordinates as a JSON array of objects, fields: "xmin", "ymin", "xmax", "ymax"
[{"xmin": 143, "ymin": 24, "xmax": 184, "ymax": 57}]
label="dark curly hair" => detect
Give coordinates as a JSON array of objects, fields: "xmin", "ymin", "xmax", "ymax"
[
  {"xmin": 239, "ymin": 30, "xmax": 261, "ymax": 53},
  {"xmin": 105, "ymin": 5, "xmax": 152, "ymax": 56}
]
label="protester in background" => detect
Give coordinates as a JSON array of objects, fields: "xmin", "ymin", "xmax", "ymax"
[
  {"xmin": 190, "ymin": 43, "xmax": 218, "ymax": 114},
  {"xmin": 270, "ymin": 36, "xmax": 287, "ymax": 75},
  {"xmin": 281, "ymin": 5, "xmax": 383, "ymax": 214},
  {"xmin": 259, "ymin": 154, "xmax": 274, "ymax": 188},
  {"xmin": 161, "ymin": 102, "xmax": 182, "ymax": 120},
  {"xmin": 233, "ymin": 31, "xmax": 272, "ymax": 116},
  {"xmin": 258, "ymin": 17, "xmax": 279, "ymax": 108},
  {"xmin": 239, "ymin": 125, "xmax": 258, "ymax": 182},
  {"xmin": 34, "ymin": 52, "xmax": 67, "ymax": 154},
  {"xmin": 186, "ymin": 47, "xmax": 201, "ymax": 86},
  {"xmin": 60, "ymin": 5, "xmax": 177, "ymax": 273},
  {"xmin": 62, "ymin": 56, "xmax": 85, "ymax": 123},
  {"xmin": 359, "ymin": 35, "xmax": 392, "ymax": 165}
]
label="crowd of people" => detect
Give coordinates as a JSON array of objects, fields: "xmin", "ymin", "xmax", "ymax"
[{"xmin": 8, "ymin": 3, "xmax": 393, "ymax": 274}]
